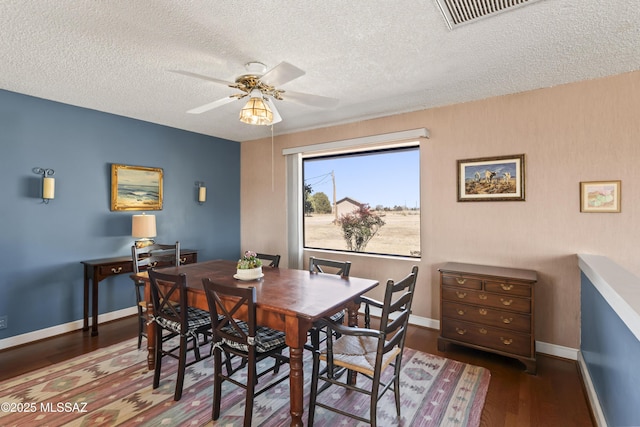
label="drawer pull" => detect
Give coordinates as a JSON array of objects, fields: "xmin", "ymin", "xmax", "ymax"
[
  {"xmin": 110, "ymin": 267, "xmax": 123, "ymax": 274},
  {"xmin": 500, "ymin": 298, "xmax": 513, "ymax": 306},
  {"xmin": 455, "ymin": 327, "xmax": 467, "ymax": 335},
  {"xmin": 479, "ymin": 328, "xmax": 488, "ymax": 334},
  {"xmin": 500, "ymin": 283, "xmax": 514, "ymax": 291},
  {"xmin": 180, "ymin": 257, "xmax": 187, "ymax": 264},
  {"xmin": 456, "ymin": 309, "xmax": 466, "ymax": 316},
  {"xmin": 150, "ymin": 261, "xmax": 158, "ymax": 268},
  {"xmin": 478, "ymin": 308, "xmax": 487, "ymax": 315},
  {"xmin": 478, "ymin": 294, "xmax": 488, "ymax": 300},
  {"xmin": 500, "ymin": 337, "xmax": 513, "ymax": 345},
  {"xmin": 501, "ymin": 317, "xmax": 513, "ymax": 324},
  {"xmin": 455, "ymin": 278, "xmax": 466, "ymax": 285},
  {"xmin": 455, "ymin": 291, "xmax": 467, "ymax": 299}
]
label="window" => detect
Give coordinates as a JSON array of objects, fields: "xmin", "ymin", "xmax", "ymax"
[{"xmin": 303, "ymin": 146, "xmax": 420, "ymax": 258}]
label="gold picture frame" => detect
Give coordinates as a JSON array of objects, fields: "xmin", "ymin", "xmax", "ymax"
[
  {"xmin": 457, "ymin": 154, "xmax": 525, "ymax": 201},
  {"xmin": 111, "ymin": 164, "xmax": 163, "ymax": 211},
  {"xmin": 580, "ymin": 180, "xmax": 621, "ymax": 213}
]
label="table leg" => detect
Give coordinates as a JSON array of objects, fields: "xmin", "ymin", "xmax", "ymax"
[
  {"xmin": 83, "ymin": 267, "xmax": 90, "ymax": 332},
  {"xmin": 346, "ymin": 301, "xmax": 360, "ymax": 385},
  {"xmin": 285, "ymin": 319, "xmax": 310, "ymax": 427},
  {"xmin": 91, "ymin": 271, "xmax": 99, "ymax": 336},
  {"xmin": 288, "ymin": 345, "xmax": 304, "ymax": 426},
  {"xmin": 145, "ymin": 285, "xmax": 156, "ymax": 371}
]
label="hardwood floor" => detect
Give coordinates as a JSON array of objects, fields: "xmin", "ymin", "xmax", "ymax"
[
  {"xmin": 403, "ymin": 325, "xmax": 595, "ymax": 427},
  {"xmin": 0, "ymin": 316, "xmax": 595, "ymax": 426}
]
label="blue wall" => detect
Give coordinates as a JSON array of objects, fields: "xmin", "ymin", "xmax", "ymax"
[
  {"xmin": 0, "ymin": 89, "xmax": 241, "ymax": 339},
  {"xmin": 581, "ymin": 272, "xmax": 640, "ymax": 427}
]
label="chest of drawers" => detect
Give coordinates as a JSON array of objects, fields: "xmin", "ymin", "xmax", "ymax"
[{"xmin": 437, "ymin": 262, "xmax": 537, "ymax": 374}]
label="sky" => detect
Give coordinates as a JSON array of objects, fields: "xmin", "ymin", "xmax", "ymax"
[{"xmin": 303, "ymin": 148, "xmax": 420, "ymax": 209}]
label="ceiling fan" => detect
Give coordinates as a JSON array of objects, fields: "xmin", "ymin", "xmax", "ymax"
[{"xmin": 173, "ymin": 61, "xmax": 339, "ymax": 125}]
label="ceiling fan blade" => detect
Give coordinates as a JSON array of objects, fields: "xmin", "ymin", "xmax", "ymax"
[
  {"xmin": 171, "ymin": 70, "xmax": 234, "ymax": 87},
  {"xmin": 260, "ymin": 62, "xmax": 305, "ymax": 87},
  {"xmin": 283, "ymin": 90, "xmax": 339, "ymax": 109},
  {"xmin": 187, "ymin": 96, "xmax": 236, "ymax": 114},
  {"xmin": 264, "ymin": 97, "xmax": 282, "ymax": 124}
]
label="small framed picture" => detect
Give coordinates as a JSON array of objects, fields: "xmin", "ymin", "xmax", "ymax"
[
  {"xmin": 457, "ymin": 154, "xmax": 525, "ymax": 202},
  {"xmin": 111, "ymin": 164, "xmax": 163, "ymax": 211},
  {"xmin": 580, "ymin": 180, "xmax": 621, "ymax": 213}
]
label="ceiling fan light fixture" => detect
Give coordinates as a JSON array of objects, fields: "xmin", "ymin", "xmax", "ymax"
[{"xmin": 239, "ymin": 91, "xmax": 273, "ymax": 126}]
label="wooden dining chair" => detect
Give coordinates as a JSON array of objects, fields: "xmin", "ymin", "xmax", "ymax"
[
  {"xmin": 307, "ymin": 256, "xmax": 352, "ymax": 350},
  {"xmin": 309, "ymin": 256, "xmax": 351, "ymax": 276},
  {"xmin": 256, "ymin": 253, "xmax": 281, "ymax": 268},
  {"xmin": 308, "ymin": 266, "xmax": 419, "ymax": 427},
  {"xmin": 202, "ymin": 278, "xmax": 290, "ymax": 427},
  {"xmin": 148, "ymin": 269, "xmax": 212, "ymax": 401},
  {"xmin": 131, "ymin": 242, "xmax": 180, "ymax": 349}
]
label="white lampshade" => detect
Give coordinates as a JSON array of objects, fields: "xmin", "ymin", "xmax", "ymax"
[
  {"xmin": 132, "ymin": 214, "xmax": 157, "ymax": 238},
  {"xmin": 43, "ymin": 177, "xmax": 55, "ymax": 200}
]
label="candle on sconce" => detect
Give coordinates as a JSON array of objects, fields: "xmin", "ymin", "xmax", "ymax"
[
  {"xmin": 43, "ymin": 177, "xmax": 55, "ymax": 200},
  {"xmin": 198, "ymin": 186, "xmax": 207, "ymax": 203}
]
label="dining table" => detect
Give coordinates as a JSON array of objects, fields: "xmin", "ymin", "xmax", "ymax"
[{"xmin": 132, "ymin": 259, "xmax": 379, "ymax": 427}]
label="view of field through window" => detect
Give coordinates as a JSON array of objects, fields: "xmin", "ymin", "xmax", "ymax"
[{"xmin": 303, "ymin": 146, "xmax": 420, "ymax": 257}]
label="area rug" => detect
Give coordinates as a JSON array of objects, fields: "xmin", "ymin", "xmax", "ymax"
[{"xmin": 0, "ymin": 338, "xmax": 490, "ymax": 426}]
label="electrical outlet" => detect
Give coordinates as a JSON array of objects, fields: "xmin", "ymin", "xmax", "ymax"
[{"xmin": 0, "ymin": 315, "xmax": 7, "ymax": 330}]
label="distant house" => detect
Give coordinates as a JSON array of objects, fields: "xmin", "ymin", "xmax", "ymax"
[{"xmin": 336, "ymin": 197, "xmax": 364, "ymax": 217}]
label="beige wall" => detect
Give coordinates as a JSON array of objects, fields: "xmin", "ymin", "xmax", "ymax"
[{"xmin": 240, "ymin": 70, "xmax": 640, "ymax": 350}]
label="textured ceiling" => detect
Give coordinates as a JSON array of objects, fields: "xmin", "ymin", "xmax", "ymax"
[{"xmin": 1, "ymin": 1, "xmax": 639, "ymax": 142}]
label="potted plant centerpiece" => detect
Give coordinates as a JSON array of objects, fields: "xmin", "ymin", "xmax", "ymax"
[{"xmin": 235, "ymin": 250, "xmax": 263, "ymax": 281}]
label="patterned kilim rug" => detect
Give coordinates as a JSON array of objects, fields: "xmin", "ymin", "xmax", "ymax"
[{"xmin": 0, "ymin": 338, "xmax": 490, "ymax": 426}]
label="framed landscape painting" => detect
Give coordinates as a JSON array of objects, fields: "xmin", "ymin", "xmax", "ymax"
[
  {"xmin": 580, "ymin": 180, "xmax": 621, "ymax": 213},
  {"xmin": 457, "ymin": 154, "xmax": 525, "ymax": 202},
  {"xmin": 111, "ymin": 164, "xmax": 163, "ymax": 211}
]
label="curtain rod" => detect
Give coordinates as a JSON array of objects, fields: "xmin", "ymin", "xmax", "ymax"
[{"xmin": 282, "ymin": 128, "xmax": 429, "ymax": 156}]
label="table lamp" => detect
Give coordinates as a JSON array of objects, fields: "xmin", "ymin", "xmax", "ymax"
[{"xmin": 132, "ymin": 213, "xmax": 156, "ymax": 248}]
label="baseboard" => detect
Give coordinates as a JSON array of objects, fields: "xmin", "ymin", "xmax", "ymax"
[
  {"xmin": 363, "ymin": 306, "xmax": 579, "ymax": 360},
  {"xmin": 0, "ymin": 307, "xmax": 137, "ymax": 351},
  {"xmin": 408, "ymin": 313, "xmax": 440, "ymax": 330},
  {"xmin": 2, "ymin": 306, "xmax": 581, "ymax": 362},
  {"xmin": 535, "ymin": 340, "xmax": 578, "ymax": 360},
  {"xmin": 577, "ymin": 351, "xmax": 607, "ymax": 427}
]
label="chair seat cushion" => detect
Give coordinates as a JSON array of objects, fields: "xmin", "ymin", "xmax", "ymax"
[
  {"xmin": 320, "ymin": 335, "xmax": 401, "ymax": 377},
  {"xmin": 221, "ymin": 320, "xmax": 286, "ymax": 353},
  {"xmin": 310, "ymin": 310, "xmax": 343, "ymax": 333},
  {"xmin": 153, "ymin": 306, "xmax": 211, "ymax": 335},
  {"xmin": 328, "ymin": 310, "xmax": 344, "ymax": 323}
]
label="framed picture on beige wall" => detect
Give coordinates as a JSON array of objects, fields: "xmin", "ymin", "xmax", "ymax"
[
  {"xmin": 580, "ymin": 180, "xmax": 621, "ymax": 213},
  {"xmin": 110, "ymin": 164, "xmax": 163, "ymax": 211},
  {"xmin": 457, "ymin": 154, "xmax": 525, "ymax": 202}
]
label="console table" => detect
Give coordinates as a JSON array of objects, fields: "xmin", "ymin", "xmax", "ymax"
[{"xmin": 81, "ymin": 249, "xmax": 197, "ymax": 336}]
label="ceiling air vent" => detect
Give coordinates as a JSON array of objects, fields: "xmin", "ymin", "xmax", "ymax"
[{"xmin": 435, "ymin": 0, "xmax": 542, "ymax": 29}]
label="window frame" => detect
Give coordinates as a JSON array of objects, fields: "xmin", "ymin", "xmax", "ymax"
[{"xmin": 302, "ymin": 145, "xmax": 421, "ymax": 259}]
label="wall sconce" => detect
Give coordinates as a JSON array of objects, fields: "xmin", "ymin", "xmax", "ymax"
[
  {"xmin": 33, "ymin": 167, "xmax": 55, "ymax": 203},
  {"xmin": 195, "ymin": 181, "xmax": 206, "ymax": 204},
  {"xmin": 132, "ymin": 213, "xmax": 157, "ymax": 248}
]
